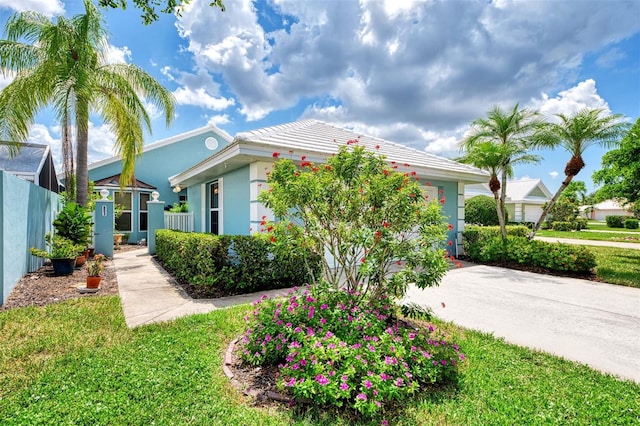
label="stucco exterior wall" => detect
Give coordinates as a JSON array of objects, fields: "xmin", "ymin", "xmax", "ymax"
[{"xmin": 1, "ymin": 171, "xmax": 61, "ymax": 305}]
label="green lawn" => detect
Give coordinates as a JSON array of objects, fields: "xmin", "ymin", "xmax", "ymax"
[
  {"xmin": 590, "ymin": 246, "xmax": 640, "ymax": 288},
  {"xmin": 1, "ymin": 297, "xmax": 638, "ymax": 425},
  {"xmin": 537, "ymin": 229, "xmax": 640, "ymax": 243}
]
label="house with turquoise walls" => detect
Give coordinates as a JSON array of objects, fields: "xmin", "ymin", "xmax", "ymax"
[
  {"xmin": 87, "ymin": 125, "xmax": 232, "ymax": 243},
  {"xmin": 168, "ymin": 120, "xmax": 489, "ymax": 256}
]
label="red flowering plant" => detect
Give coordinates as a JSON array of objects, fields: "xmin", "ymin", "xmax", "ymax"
[{"xmin": 258, "ymin": 144, "xmax": 450, "ymax": 301}]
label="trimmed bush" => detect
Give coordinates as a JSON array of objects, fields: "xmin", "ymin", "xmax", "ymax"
[
  {"xmin": 606, "ymin": 216, "xmax": 626, "ymax": 228},
  {"xmin": 465, "ymin": 195, "xmax": 499, "ymax": 226},
  {"xmin": 624, "ymin": 218, "xmax": 639, "ymax": 229},
  {"xmin": 462, "ymin": 225, "xmax": 529, "ymax": 259},
  {"xmin": 551, "ymin": 221, "xmax": 574, "ymax": 231},
  {"xmin": 475, "ymin": 236, "xmax": 596, "ymax": 273},
  {"xmin": 155, "ymin": 230, "xmax": 322, "ymax": 296},
  {"xmin": 575, "ymin": 218, "xmax": 588, "ymax": 230}
]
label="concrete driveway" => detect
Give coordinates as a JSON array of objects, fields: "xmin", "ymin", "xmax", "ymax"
[{"xmin": 403, "ymin": 264, "xmax": 640, "ymax": 382}]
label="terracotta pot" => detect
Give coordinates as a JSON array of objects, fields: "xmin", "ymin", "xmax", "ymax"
[
  {"xmin": 75, "ymin": 255, "xmax": 87, "ymax": 268},
  {"xmin": 86, "ymin": 276, "xmax": 101, "ymax": 289}
]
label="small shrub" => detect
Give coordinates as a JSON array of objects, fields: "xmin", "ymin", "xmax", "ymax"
[
  {"xmin": 624, "ymin": 218, "xmax": 639, "ymax": 229},
  {"xmin": 575, "ymin": 218, "xmax": 588, "ymax": 230},
  {"xmin": 240, "ymin": 285, "xmax": 463, "ymax": 417},
  {"xmin": 476, "ymin": 236, "xmax": 596, "ymax": 273},
  {"xmin": 462, "ymin": 225, "xmax": 529, "ymax": 260},
  {"xmin": 606, "ymin": 216, "xmax": 626, "ymax": 228},
  {"xmin": 465, "ymin": 195, "xmax": 499, "ymax": 226},
  {"xmin": 552, "ymin": 221, "xmax": 574, "ymax": 232}
]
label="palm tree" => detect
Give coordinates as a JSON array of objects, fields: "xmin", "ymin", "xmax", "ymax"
[
  {"xmin": 459, "ymin": 142, "xmax": 541, "ymax": 240},
  {"xmin": 530, "ymin": 108, "xmax": 628, "ymax": 237},
  {"xmin": 460, "ymin": 104, "xmax": 546, "ymax": 240},
  {"xmin": 0, "ymin": 0, "xmax": 175, "ymax": 206}
]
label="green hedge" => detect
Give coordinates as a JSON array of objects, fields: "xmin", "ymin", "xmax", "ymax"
[
  {"xmin": 155, "ymin": 230, "xmax": 322, "ymax": 297},
  {"xmin": 624, "ymin": 218, "xmax": 639, "ymax": 229},
  {"xmin": 606, "ymin": 216, "xmax": 626, "ymax": 228},
  {"xmin": 475, "ymin": 236, "xmax": 596, "ymax": 273},
  {"xmin": 551, "ymin": 221, "xmax": 574, "ymax": 231},
  {"xmin": 462, "ymin": 225, "xmax": 530, "ymax": 260}
]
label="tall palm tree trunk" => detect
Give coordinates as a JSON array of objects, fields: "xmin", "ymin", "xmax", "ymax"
[
  {"xmin": 530, "ymin": 174, "xmax": 577, "ymax": 238},
  {"xmin": 499, "ymin": 169, "xmax": 508, "ymax": 240},
  {"xmin": 75, "ymin": 98, "xmax": 90, "ymax": 206}
]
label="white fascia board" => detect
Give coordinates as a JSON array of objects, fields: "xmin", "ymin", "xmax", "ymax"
[{"xmin": 89, "ymin": 125, "xmax": 233, "ymax": 170}]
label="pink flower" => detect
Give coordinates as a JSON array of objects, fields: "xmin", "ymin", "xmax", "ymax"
[
  {"xmin": 356, "ymin": 393, "xmax": 367, "ymax": 401},
  {"xmin": 364, "ymin": 380, "xmax": 372, "ymax": 389},
  {"xmin": 308, "ymin": 306, "xmax": 315, "ymax": 319},
  {"xmin": 340, "ymin": 383, "xmax": 349, "ymax": 390},
  {"xmin": 315, "ymin": 374, "xmax": 329, "ymax": 385}
]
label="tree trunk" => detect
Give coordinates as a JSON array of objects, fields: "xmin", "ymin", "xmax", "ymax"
[
  {"xmin": 499, "ymin": 169, "xmax": 508, "ymax": 241},
  {"xmin": 75, "ymin": 98, "xmax": 90, "ymax": 206},
  {"xmin": 494, "ymin": 190, "xmax": 506, "ymax": 240},
  {"xmin": 530, "ymin": 174, "xmax": 577, "ymax": 238}
]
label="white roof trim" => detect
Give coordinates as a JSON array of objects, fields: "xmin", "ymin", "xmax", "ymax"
[{"xmin": 88, "ymin": 124, "xmax": 233, "ymax": 170}]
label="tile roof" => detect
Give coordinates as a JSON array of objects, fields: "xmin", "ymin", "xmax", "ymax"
[
  {"xmin": 235, "ymin": 120, "xmax": 487, "ymax": 179},
  {"xmin": 93, "ymin": 174, "xmax": 156, "ymax": 189}
]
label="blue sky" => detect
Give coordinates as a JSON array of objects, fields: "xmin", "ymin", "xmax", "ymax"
[{"xmin": 0, "ymin": 0, "xmax": 638, "ymax": 194}]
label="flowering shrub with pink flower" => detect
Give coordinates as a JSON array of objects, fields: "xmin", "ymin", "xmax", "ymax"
[{"xmin": 240, "ymin": 285, "xmax": 463, "ymax": 416}]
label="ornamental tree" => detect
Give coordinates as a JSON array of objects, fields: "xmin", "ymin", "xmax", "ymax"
[{"xmin": 258, "ymin": 143, "xmax": 450, "ymax": 302}]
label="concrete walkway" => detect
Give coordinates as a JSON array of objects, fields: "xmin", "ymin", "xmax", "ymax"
[
  {"xmin": 535, "ymin": 236, "xmax": 640, "ymax": 250},
  {"xmin": 114, "ymin": 248, "xmax": 640, "ymax": 382},
  {"xmin": 403, "ymin": 264, "xmax": 640, "ymax": 383},
  {"xmin": 113, "ymin": 248, "xmax": 292, "ymax": 328}
]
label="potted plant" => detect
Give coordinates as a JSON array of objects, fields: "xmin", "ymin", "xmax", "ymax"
[
  {"xmin": 30, "ymin": 233, "xmax": 85, "ymax": 275},
  {"xmin": 53, "ymin": 202, "xmax": 93, "ymax": 266},
  {"xmin": 86, "ymin": 254, "xmax": 107, "ymax": 289}
]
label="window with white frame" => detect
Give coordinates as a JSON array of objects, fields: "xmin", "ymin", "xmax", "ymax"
[
  {"xmin": 139, "ymin": 192, "xmax": 150, "ymax": 232},
  {"xmin": 114, "ymin": 191, "xmax": 132, "ymax": 232},
  {"xmin": 209, "ymin": 180, "xmax": 221, "ymax": 235}
]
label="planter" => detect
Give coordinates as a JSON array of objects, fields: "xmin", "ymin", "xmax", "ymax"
[
  {"xmin": 114, "ymin": 233, "xmax": 124, "ymax": 248},
  {"xmin": 87, "ymin": 247, "xmax": 95, "ymax": 258},
  {"xmin": 51, "ymin": 258, "xmax": 76, "ymax": 276},
  {"xmin": 75, "ymin": 254, "xmax": 87, "ymax": 268},
  {"xmin": 86, "ymin": 276, "xmax": 101, "ymax": 289}
]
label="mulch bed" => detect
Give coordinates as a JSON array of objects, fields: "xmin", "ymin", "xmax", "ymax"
[{"xmin": 0, "ymin": 244, "xmax": 140, "ymax": 312}]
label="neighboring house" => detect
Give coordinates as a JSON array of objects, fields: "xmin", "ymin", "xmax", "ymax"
[
  {"xmin": 465, "ymin": 179, "xmax": 552, "ymax": 223},
  {"xmin": 580, "ymin": 199, "xmax": 633, "ymax": 221},
  {"xmin": 0, "ymin": 142, "xmax": 61, "ymax": 192},
  {"xmin": 168, "ymin": 119, "xmax": 488, "ymax": 256},
  {"xmin": 88, "ymin": 125, "xmax": 233, "ymax": 243}
]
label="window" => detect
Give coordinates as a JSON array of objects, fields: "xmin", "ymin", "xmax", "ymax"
[
  {"xmin": 114, "ymin": 191, "xmax": 132, "ymax": 232},
  {"xmin": 139, "ymin": 192, "xmax": 150, "ymax": 232},
  {"xmin": 209, "ymin": 180, "xmax": 221, "ymax": 235}
]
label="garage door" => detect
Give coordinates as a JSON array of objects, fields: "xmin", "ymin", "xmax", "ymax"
[{"xmin": 524, "ymin": 205, "xmax": 543, "ymax": 223}]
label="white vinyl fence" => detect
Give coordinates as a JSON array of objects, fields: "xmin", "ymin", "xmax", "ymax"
[{"xmin": 164, "ymin": 212, "xmax": 194, "ymax": 232}]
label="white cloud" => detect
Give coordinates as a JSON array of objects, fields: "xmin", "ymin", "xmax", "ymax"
[
  {"xmin": 0, "ymin": 0, "xmax": 64, "ymax": 17},
  {"xmin": 173, "ymin": 87, "xmax": 235, "ymax": 110},
  {"xmin": 531, "ymin": 79, "xmax": 610, "ymax": 120},
  {"xmin": 174, "ymin": 0, "xmax": 639, "ymax": 129},
  {"xmin": 207, "ymin": 114, "xmax": 231, "ymax": 126},
  {"xmin": 549, "ymin": 171, "xmax": 559, "ymax": 179},
  {"xmin": 104, "ymin": 44, "xmax": 132, "ymax": 64}
]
